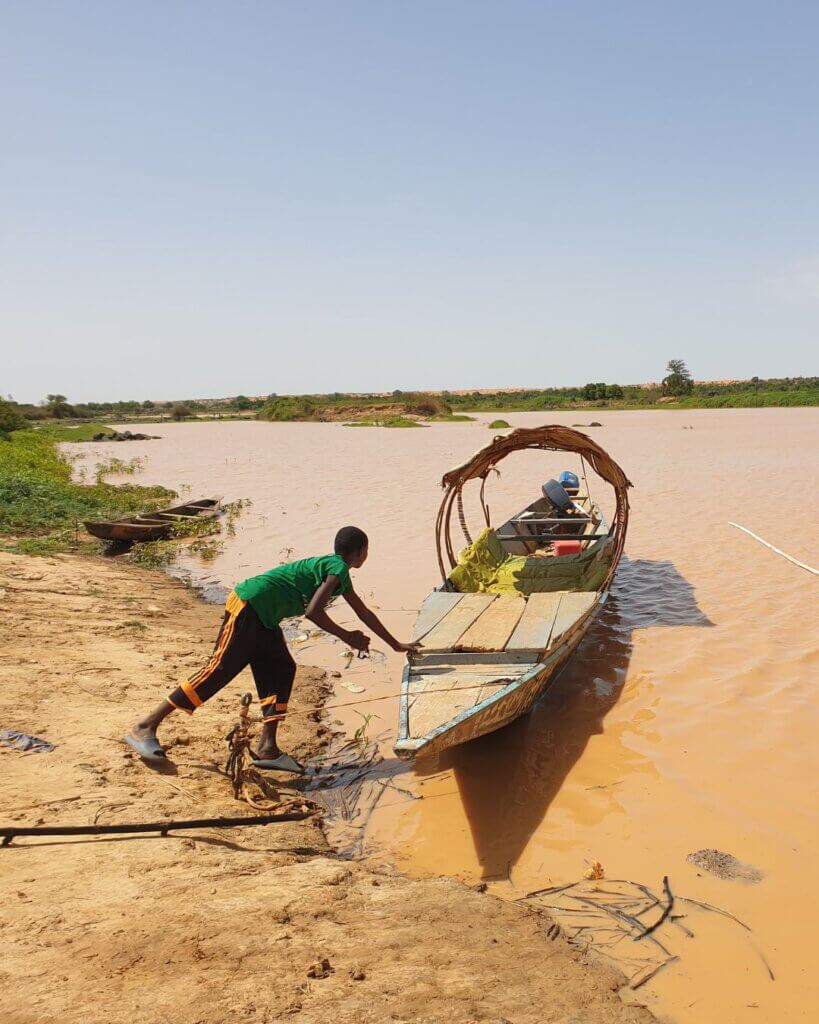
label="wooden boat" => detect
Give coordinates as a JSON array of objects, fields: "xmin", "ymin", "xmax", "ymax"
[
  {"xmin": 84, "ymin": 497, "xmax": 223, "ymax": 542},
  {"xmin": 394, "ymin": 426, "xmax": 631, "ymax": 760}
]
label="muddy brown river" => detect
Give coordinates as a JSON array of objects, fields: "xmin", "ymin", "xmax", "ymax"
[{"xmin": 72, "ymin": 409, "xmax": 819, "ymax": 1022}]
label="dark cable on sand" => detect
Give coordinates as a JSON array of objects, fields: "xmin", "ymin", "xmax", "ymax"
[{"xmin": 0, "ymin": 810, "xmax": 314, "ymax": 847}]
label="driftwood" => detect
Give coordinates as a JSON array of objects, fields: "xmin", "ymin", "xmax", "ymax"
[
  {"xmin": 635, "ymin": 875, "xmax": 674, "ymax": 940},
  {"xmin": 518, "ymin": 876, "xmax": 764, "ymax": 992},
  {"xmin": 630, "ymin": 955, "xmax": 680, "ymax": 989}
]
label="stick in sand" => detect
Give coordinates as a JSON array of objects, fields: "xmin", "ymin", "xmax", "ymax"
[{"xmin": 728, "ymin": 522, "xmax": 818, "ymax": 576}]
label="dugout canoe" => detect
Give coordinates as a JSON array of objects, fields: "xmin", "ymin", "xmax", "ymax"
[
  {"xmin": 394, "ymin": 426, "xmax": 631, "ymax": 760},
  {"xmin": 84, "ymin": 496, "xmax": 223, "ymax": 542}
]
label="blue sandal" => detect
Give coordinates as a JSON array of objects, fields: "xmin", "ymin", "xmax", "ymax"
[
  {"xmin": 124, "ymin": 730, "xmax": 167, "ymax": 763},
  {"xmin": 250, "ymin": 753, "xmax": 306, "ymax": 774}
]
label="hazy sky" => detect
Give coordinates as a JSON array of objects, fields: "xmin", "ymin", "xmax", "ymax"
[{"xmin": 2, "ymin": 2, "xmax": 817, "ymax": 404}]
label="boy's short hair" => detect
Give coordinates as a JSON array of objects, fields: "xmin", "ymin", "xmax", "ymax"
[{"xmin": 334, "ymin": 526, "xmax": 368, "ymax": 559}]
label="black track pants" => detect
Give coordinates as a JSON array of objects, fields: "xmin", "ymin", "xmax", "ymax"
[{"xmin": 167, "ymin": 591, "xmax": 295, "ymax": 723}]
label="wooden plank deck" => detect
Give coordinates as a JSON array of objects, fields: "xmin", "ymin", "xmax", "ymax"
[
  {"xmin": 411, "ymin": 591, "xmax": 464, "ymax": 643},
  {"xmin": 550, "ymin": 591, "xmax": 597, "ymax": 643},
  {"xmin": 419, "ymin": 593, "xmax": 496, "ymax": 651},
  {"xmin": 456, "ymin": 595, "xmax": 525, "ymax": 652},
  {"xmin": 408, "ymin": 674, "xmax": 516, "ymax": 737},
  {"xmin": 413, "ymin": 589, "xmax": 598, "ymax": 656},
  {"xmin": 406, "ymin": 660, "xmax": 527, "ymax": 737},
  {"xmin": 410, "ymin": 697, "xmax": 473, "ymax": 738},
  {"xmin": 401, "ymin": 574, "xmax": 606, "ymax": 750},
  {"xmin": 505, "ymin": 592, "xmax": 563, "ymax": 651},
  {"xmin": 405, "ymin": 586, "xmax": 600, "ymax": 740}
]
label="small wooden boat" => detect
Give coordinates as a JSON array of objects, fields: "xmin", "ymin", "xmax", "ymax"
[
  {"xmin": 394, "ymin": 426, "xmax": 631, "ymax": 760},
  {"xmin": 84, "ymin": 497, "xmax": 223, "ymax": 542}
]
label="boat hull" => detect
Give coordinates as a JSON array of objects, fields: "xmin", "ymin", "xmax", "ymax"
[
  {"xmin": 85, "ymin": 521, "xmax": 172, "ymax": 542},
  {"xmin": 84, "ymin": 498, "xmax": 222, "ymax": 543},
  {"xmin": 394, "ymin": 594, "xmax": 604, "ymax": 760}
]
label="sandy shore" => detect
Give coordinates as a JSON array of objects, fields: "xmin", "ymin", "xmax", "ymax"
[{"xmin": 0, "ymin": 551, "xmax": 650, "ymax": 1024}]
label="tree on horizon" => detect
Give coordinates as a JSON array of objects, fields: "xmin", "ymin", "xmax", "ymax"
[
  {"xmin": 44, "ymin": 393, "xmax": 77, "ymax": 418},
  {"xmin": 662, "ymin": 359, "xmax": 694, "ymax": 397}
]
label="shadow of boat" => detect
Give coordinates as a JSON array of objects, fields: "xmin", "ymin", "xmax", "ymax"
[{"xmin": 438, "ymin": 556, "xmax": 714, "ymax": 879}]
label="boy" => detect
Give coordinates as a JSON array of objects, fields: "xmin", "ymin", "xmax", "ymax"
[{"xmin": 126, "ymin": 526, "xmax": 418, "ymax": 772}]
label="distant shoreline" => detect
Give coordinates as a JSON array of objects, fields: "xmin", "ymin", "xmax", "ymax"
[
  {"xmin": 6, "ymin": 374, "xmax": 817, "ymax": 428},
  {"xmin": 35, "ymin": 394, "xmax": 819, "ymax": 433}
]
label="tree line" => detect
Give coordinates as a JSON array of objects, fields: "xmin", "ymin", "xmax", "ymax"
[{"xmin": 2, "ymin": 360, "xmax": 818, "ymax": 438}]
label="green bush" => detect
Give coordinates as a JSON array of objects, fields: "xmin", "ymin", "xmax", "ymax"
[
  {"xmin": 230, "ymin": 395, "xmax": 259, "ymax": 411},
  {"xmin": 0, "ymin": 399, "xmax": 28, "ymax": 439},
  {"xmin": 675, "ymin": 389, "xmax": 818, "ymax": 409},
  {"xmin": 260, "ymin": 397, "xmax": 323, "ymax": 421},
  {"xmin": 403, "ymin": 394, "xmax": 452, "ymax": 417},
  {"xmin": 489, "ymin": 419, "xmax": 511, "ymax": 429},
  {"xmin": 17, "ymin": 404, "xmax": 48, "ymax": 421},
  {"xmin": 381, "ymin": 417, "xmax": 424, "ymax": 428},
  {"xmin": 343, "ymin": 417, "xmax": 423, "ymax": 428}
]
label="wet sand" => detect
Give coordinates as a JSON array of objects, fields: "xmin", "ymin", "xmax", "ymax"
[{"xmin": 73, "ymin": 408, "xmax": 819, "ymax": 1022}]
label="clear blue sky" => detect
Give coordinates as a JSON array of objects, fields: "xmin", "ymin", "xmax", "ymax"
[{"xmin": 2, "ymin": 1, "xmax": 817, "ymax": 404}]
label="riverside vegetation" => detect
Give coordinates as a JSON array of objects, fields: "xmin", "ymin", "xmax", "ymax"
[
  {"xmin": 4, "ymin": 362, "xmax": 817, "ymax": 432},
  {"xmin": 0, "ymin": 422, "xmax": 249, "ymax": 560},
  {"xmin": 0, "ymin": 428, "xmax": 173, "ymax": 555},
  {"xmin": 1, "ymin": 359, "xmax": 814, "ymax": 551}
]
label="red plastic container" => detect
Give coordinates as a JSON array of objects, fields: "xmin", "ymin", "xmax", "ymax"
[{"xmin": 553, "ymin": 540, "xmax": 582, "ymax": 556}]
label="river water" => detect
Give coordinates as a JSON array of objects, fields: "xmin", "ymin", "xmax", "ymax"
[{"xmin": 73, "ymin": 409, "xmax": 818, "ymax": 1023}]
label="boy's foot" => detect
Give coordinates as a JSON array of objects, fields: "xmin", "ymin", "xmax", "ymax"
[
  {"xmin": 250, "ymin": 752, "xmax": 306, "ymax": 774},
  {"xmin": 124, "ymin": 725, "xmax": 166, "ymax": 763},
  {"xmin": 254, "ymin": 738, "xmax": 281, "ymax": 760}
]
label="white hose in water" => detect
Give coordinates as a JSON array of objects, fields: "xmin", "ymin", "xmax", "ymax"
[{"xmin": 728, "ymin": 522, "xmax": 819, "ymax": 577}]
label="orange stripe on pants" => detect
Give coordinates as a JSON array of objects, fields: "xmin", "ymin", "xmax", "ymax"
[{"xmin": 187, "ymin": 592, "xmax": 246, "ymax": 690}]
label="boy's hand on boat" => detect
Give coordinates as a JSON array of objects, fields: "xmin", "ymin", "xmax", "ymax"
[
  {"xmin": 346, "ymin": 630, "xmax": 370, "ymax": 653},
  {"xmin": 393, "ymin": 641, "xmax": 422, "ymax": 654}
]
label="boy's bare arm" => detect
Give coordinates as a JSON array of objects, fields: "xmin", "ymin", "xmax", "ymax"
[
  {"xmin": 305, "ymin": 576, "xmax": 369, "ymax": 652},
  {"xmin": 343, "ymin": 590, "xmax": 419, "ymax": 653}
]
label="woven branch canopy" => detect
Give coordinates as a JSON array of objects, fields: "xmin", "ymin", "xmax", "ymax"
[{"xmin": 435, "ymin": 425, "xmax": 633, "ymax": 589}]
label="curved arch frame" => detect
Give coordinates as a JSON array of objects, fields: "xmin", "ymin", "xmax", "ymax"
[{"xmin": 435, "ymin": 425, "xmax": 632, "ymax": 591}]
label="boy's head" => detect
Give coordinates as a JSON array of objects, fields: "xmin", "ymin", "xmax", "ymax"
[{"xmin": 334, "ymin": 526, "xmax": 369, "ymax": 568}]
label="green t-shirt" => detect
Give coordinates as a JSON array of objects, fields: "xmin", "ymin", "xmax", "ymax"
[{"xmin": 234, "ymin": 554, "xmax": 353, "ymax": 629}]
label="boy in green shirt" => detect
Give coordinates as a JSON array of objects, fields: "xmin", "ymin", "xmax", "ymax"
[{"xmin": 126, "ymin": 526, "xmax": 418, "ymax": 772}]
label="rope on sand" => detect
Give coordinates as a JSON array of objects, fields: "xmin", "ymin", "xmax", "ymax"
[
  {"xmin": 728, "ymin": 522, "xmax": 819, "ymax": 577},
  {"xmin": 246, "ymin": 680, "xmax": 510, "ymax": 723}
]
